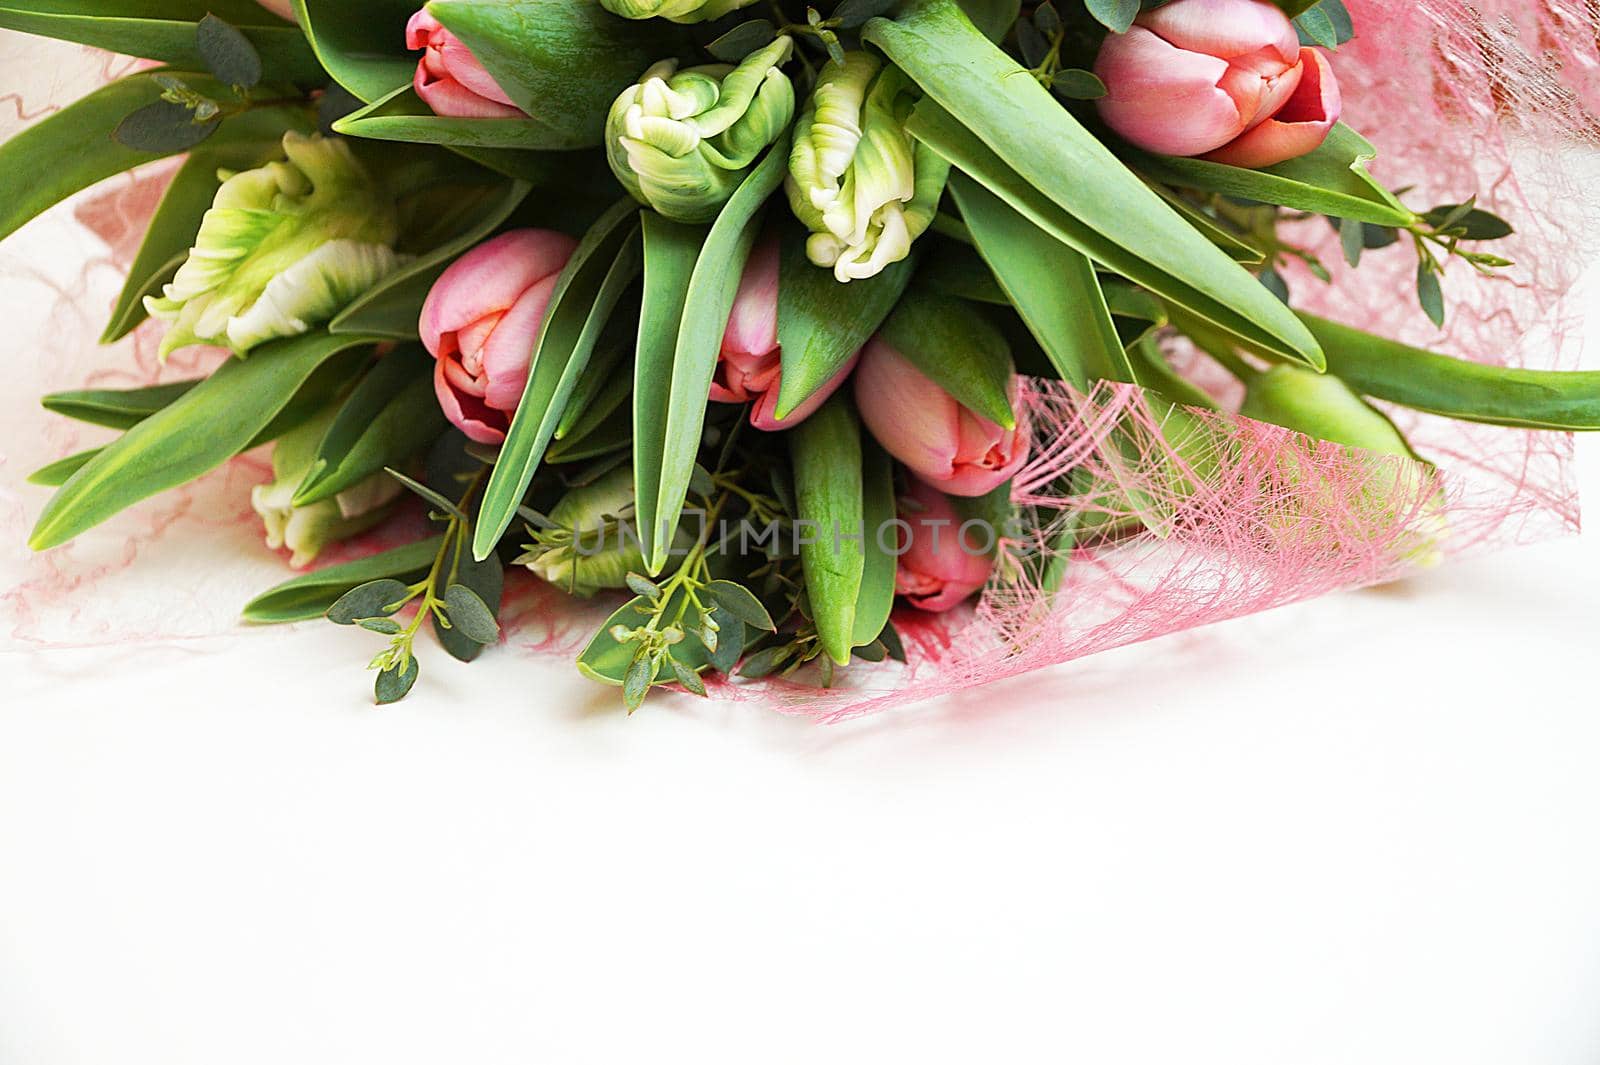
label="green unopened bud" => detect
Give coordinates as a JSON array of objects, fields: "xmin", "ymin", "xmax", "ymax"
[
  {"xmin": 519, "ymin": 466, "xmax": 662, "ymax": 597},
  {"xmin": 606, "ymin": 38, "xmax": 795, "ymax": 223},
  {"xmin": 251, "ymin": 410, "xmax": 401, "ymax": 568},
  {"xmin": 1242, "ymin": 365, "xmax": 1447, "ymax": 566},
  {"xmin": 146, "ymin": 132, "xmax": 405, "ymax": 358},
  {"xmin": 786, "ymin": 52, "xmax": 950, "ymax": 282},
  {"xmin": 600, "ymin": 0, "xmax": 756, "ymax": 22}
]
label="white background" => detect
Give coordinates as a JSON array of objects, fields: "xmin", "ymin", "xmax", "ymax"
[{"xmin": 1, "ymin": 437, "xmax": 1597, "ymax": 1063}]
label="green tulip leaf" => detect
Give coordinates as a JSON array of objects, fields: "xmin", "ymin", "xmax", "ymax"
[
  {"xmin": 773, "ymin": 235, "xmax": 915, "ymax": 420},
  {"xmin": 473, "ymin": 200, "xmax": 643, "ymax": 560},
  {"xmin": 292, "ymin": 0, "xmax": 418, "ymax": 103},
  {"xmin": 864, "ymin": 0, "xmax": 1323, "ymax": 369},
  {"xmin": 293, "ymin": 345, "xmax": 446, "ymax": 506},
  {"xmin": 877, "ymin": 285, "xmax": 1017, "ymax": 429},
  {"xmin": 0, "ymin": 1, "xmax": 322, "ymax": 82},
  {"xmin": 636, "ymin": 145, "xmax": 786, "ymax": 572},
  {"xmin": 789, "ymin": 394, "xmax": 866, "ymax": 666},
  {"xmin": 0, "ymin": 68, "xmax": 313, "ymax": 244},
  {"xmin": 27, "ymin": 448, "xmax": 104, "ymax": 488},
  {"xmin": 1127, "ymin": 124, "xmax": 1416, "ymax": 228},
  {"xmin": 41, "ymin": 380, "xmax": 200, "ymax": 430},
  {"xmin": 333, "ymin": 84, "xmax": 595, "ymax": 151},
  {"xmin": 949, "ymin": 171, "xmax": 1132, "ymax": 388},
  {"xmin": 242, "ymin": 536, "xmax": 444, "ymax": 623},
  {"xmin": 851, "ymin": 441, "xmax": 897, "ymax": 649},
  {"xmin": 1303, "ymin": 313, "xmax": 1600, "ymax": 431},
  {"xmin": 30, "ymin": 332, "xmax": 382, "ymax": 551}
]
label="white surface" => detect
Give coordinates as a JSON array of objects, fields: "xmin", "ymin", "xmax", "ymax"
[{"xmin": 1, "ymin": 431, "xmax": 1598, "ymax": 1063}]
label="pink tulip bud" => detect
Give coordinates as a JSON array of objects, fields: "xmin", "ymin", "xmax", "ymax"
[
  {"xmin": 406, "ymin": 9, "xmax": 525, "ymax": 119},
  {"xmin": 419, "ymin": 229, "xmax": 578, "ymax": 445},
  {"xmin": 1203, "ymin": 47, "xmax": 1342, "ymax": 168},
  {"xmin": 709, "ymin": 237, "xmax": 859, "ymax": 431},
  {"xmin": 1095, "ymin": 0, "xmax": 1316, "ymax": 160},
  {"xmin": 894, "ymin": 478, "xmax": 994, "ymax": 613},
  {"xmin": 254, "ymin": 0, "xmax": 296, "ymax": 21},
  {"xmin": 853, "ymin": 337, "xmax": 1031, "ymax": 498}
]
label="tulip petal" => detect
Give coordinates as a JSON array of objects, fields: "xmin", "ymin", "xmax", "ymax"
[
  {"xmin": 419, "ymin": 230, "xmax": 576, "ymax": 356},
  {"xmin": 894, "ymin": 478, "xmax": 994, "ymax": 612},
  {"xmin": 1095, "ymin": 27, "xmax": 1252, "ymax": 157},
  {"xmin": 721, "ymin": 237, "xmax": 779, "ymax": 359},
  {"xmin": 414, "ymin": 63, "xmax": 526, "ymax": 120},
  {"xmin": 1138, "ymin": 0, "xmax": 1300, "ymax": 66},
  {"xmin": 435, "ymin": 356, "xmax": 507, "ymax": 444},
  {"xmin": 479, "ymin": 272, "xmax": 560, "ymax": 413},
  {"xmin": 853, "ymin": 338, "xmax": 962, "ymax": 479},
  {"xmin": 1205, "ymin": 48, "xmax": 1342, "ymax": 168}
]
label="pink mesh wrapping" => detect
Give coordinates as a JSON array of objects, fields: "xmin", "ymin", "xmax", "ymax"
[{"xmin": 1, "ymin": 5, "xmax": 1596, "ymax": 718}]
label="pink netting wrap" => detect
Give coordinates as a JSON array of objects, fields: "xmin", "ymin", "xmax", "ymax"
[{"xmin": 2, "ymin": 2, "xmax": 1596, "ymax": 718}]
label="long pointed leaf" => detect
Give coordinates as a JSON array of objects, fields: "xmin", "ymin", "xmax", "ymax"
[
  {"xmin": 473, "ymin": 201, "xmax": 643, "ymax": 559},
  {"xmin": 789, "ymin": 395, "xmax": 865, "ymax": 666},
  {"xmin": 851, "ymin": 441, "xmax": 897, "ymax": 648},
  {"xmin": 908, "ymin": 100, "xmax": 1324, "ymax": 369},
  {"xmin": 645, "ymin": 146, "xmax": 788, "ymax": 571},
  {"xmin": 863, "ymin": 0, "xmax": 1323, "ymax": 368},
  {"xmin": 30, "ymin": 333, "xmax": 381, "ymax": 550},
  {"xmin": 949, "ymin": 172, "xmax": 1131, "ymax": 388}
]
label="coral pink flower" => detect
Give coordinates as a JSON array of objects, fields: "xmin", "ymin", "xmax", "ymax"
[
  {"xmin": 853, "ymin": 337, "xmax": 1030, "ymax": 498},
  {"xmin": 709, "ymin": 238, "xmax": 859, "ymax": 431},
  {"xmin": 1204, "ymin": 47, "xmax": 1342, "ymax": 167},
  {"xmin": 419, "ymin": 229, "xmax": 578, "ymax": 445},
  {"xmin": 894, "ymin": 477, "xmax": 995, "ymax": 613},
  {"xmin": 1094, "ymin": 0, "xmax": 1314, "ymax": 160},
  {"xmin": 406, "ymin": 9, "xmax": 524, "ymax": 119},
  {"xmin": 254, "ymin": 0, "xmax": 296, "ymax": 21}
]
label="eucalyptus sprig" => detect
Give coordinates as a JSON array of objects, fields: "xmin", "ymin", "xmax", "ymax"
[{"xmin": 326, "ymin": 467, "xmax": 501, "ymax": 704}]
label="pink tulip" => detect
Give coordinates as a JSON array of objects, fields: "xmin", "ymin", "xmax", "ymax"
[
  {"xmin": 1203, "ymin": 47, "xmax": 1342, "ymax": 167},
  {"xmin": 709, "ymin": 238, "xmax": 859, "ymax": 431},
  {"xmin": 1095, "ymin": 0, "xmax": 1315, "ymax": 160},
  {"xmin": 406, "ymin": 9, "xmax": 524, "ymax": 119},
  {"xmin": 419, "ymin": 229, "xmax": 578, "ymax": 445},
  {"xmin": 853, "ymin": 337, "xmax": 1031, "ymax": 498},
  {"xmin": 254, "ymin": 0, "xmax": 296, "ymax": 20},
  {"xmin": 894, "ymin": 478, "xmax": 994, "ymax": 613}
]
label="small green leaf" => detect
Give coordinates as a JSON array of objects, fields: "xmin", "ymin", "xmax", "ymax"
[
  {"xmin": 197, "ymin": 13, "xmax": 263, "ymax": 89},
  {"xmin": 1339, "ymin": 216, "xmax": 1365, "ymax": 268},
  {"xmin": 376, "ymin": 657, "xmax": 420, "ymax": 704},
  {"xmin": 359, "ymin": 617, "xmax": 404, "ymax": 635},
  {"xmin": 705, "ymin": 18, "xmax": 777, "ymax": 61},
  {"xmin": 669, "ymin": 656, "xmax": 708, "ymax": 696},
  {"xmin": 328, "ymin": 579, "xmax": 413, "ymax": 625},
  {"xmin": 623, "ymin": 651, "xmax": 654, "ymax": 712},
  {"xmin": 443, "ymin": 583, "xmax": 501, "ymax": 644},
  {"xmin": 1085, "ymin": 0, "xmax": 1139, "ymax": 31},
  {"xmin": 1422, "ymin": 203, "xmax": 1514, "ymax": 241},
  {"xmin": 41, "ymin": 381, "xmax": 200, "ymax": 431},
  {"xmin": 626, "ymin": 573, "xmax": 663, "ymax": 600},
  {"xmin": 114, "ymin": 101, "xmax": 219, "ymax": 152},
  {"xmin": 1050, "ymin": 69, "xmax": 1106, "ymax": 100},
  {"xmin": 706, "ymin": 580, "xmax": 775, "ymax": 631},
  {"xmin": 1416, "ymin": 264, "xmax": 1445, "ymax": 327},
  {"xmin": 434, "ymin": 548, "xmax": 504, "ymax": 662}
]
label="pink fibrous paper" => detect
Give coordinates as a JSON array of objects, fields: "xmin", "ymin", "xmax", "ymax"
[{"xmin": 1, "ymin": 1, "xmax": 1597, "ymax": 719}]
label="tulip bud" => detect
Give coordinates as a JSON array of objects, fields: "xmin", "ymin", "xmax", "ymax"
[
  {"xmin": 419, "ymin": 229, "xmax": 579, "ymax": 445},
  {"xmin": 600, "ymin": 0, "xmax": 758, "ymax": 24},
  {"xmin": 1241, "ymin": 365, "xmax": 1445, "ymax": 564},
  {"xmin": 853, "ymin": 337, "xmax": 1030, "ymax": 498},
  {"xmin": 709, "ymin": 236, "xmax": 860, "ymax": 430},
  {"xmin": 516, "ymin": 466, "xmax": 677, "ymax": 597},
  {"xmin": 1095, "ymin": 0, "xmax": 1340, "ymax": 167},
  {"xmin": 252, "ymin": 410, "xmax": 402, "ymax": 568},
  {"xmin": 254, "ymin": 0, "xmax": 296, "ymax": 21},
  {"xmin": 894, "ymin": 477, "xmax": 995, "ymax": 612},
  {"xmin": 786, "ymin": 51, "xmax": 950, "ymax": 282},
  {"xmin": 606, "ymin": 38, "xmax": 795, "ymax": 223},
  {"xmin": 406, "ymin": 8, "xmax": 525, "ymax": 119},
  {"xmin": 145, "ymin": 132, "xmax": 405, "ymax": 359}
]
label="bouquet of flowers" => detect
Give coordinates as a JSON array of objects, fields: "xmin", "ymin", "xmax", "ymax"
[{"xmin": 3, "ymin": 0, "xmax": 1597, "ymax": 715}]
